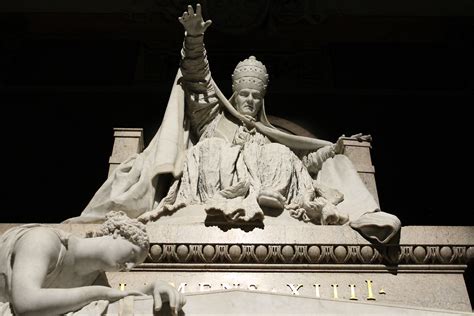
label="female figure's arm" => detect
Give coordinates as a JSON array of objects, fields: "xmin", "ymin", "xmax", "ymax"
[{"xmin": 136, "ymin": 280, "xmax": 186, "ymax": 315}]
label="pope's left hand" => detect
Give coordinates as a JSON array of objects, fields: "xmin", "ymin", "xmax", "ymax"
[{"xmin": 349, "ymin": 133, "xmax": 372, "ymax": 142}]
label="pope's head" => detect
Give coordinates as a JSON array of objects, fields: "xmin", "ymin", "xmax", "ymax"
[{"xmin": 232, "ymin": 56, "xmax": 269, "ymax": 118}]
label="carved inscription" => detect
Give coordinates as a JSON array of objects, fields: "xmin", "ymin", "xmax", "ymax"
[{"xmin": 165, "ymin": 281, "xmax": 385, "ymax": 300}]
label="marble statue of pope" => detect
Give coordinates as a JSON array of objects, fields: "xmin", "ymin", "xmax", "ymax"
[{"xmin": 69, "ymin": 4, "xmax": 400, "ymax": 245}]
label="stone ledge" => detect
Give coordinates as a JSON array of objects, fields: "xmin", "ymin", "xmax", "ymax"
[{"xmin": 2, "ymin": 224, "xmax": 472, "ymax": 245}]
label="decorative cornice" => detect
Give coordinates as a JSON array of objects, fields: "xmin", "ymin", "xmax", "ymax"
[{"xmin": 145, "ymin": 243, "xmax": 474, "ymax": 266}]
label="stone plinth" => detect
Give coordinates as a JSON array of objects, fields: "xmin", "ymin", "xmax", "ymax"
[{"xmin": 1, "ymin": 223, "xmax": 472, "ymax": 313}]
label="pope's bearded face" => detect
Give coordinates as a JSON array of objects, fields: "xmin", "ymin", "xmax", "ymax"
[{"xmin": 234, "ymin": 88, "xmax": 263, "ymax": 118}]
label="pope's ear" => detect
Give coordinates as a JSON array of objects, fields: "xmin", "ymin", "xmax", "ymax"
[{"xmin": 229, "ymin": 91, "xmax": 236, "ymax": 104}]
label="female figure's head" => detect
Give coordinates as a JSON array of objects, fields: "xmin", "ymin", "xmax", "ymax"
[{"xmin": 86, "ymin": 211, "xmax": 149, "ymax": 271}]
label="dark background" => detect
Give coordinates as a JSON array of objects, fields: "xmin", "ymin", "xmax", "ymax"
[
  {"xmin": 1, "ymin": 1, "xmax": 472, "ymax": 224},
  {"xmin": 1, "ymin": 0, "xmax": 473, "ymax": 307}
]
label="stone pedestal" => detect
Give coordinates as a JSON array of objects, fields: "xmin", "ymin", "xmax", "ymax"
[
  {"xmin": 6, "ymin": 222, "xmax": 469, "ymax": 313},
  {"xmin": 106, "ymin": 224, "xmax": 473, "ymax": 312}
]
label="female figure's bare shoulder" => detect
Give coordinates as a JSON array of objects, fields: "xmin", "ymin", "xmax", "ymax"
[
  {"xmin": 16, "ymin": 226, "xmax": 61, "ymax": 245},
  {"xmin": 13, "ymin": 227, "xmax": 63, "ymax": 263}
]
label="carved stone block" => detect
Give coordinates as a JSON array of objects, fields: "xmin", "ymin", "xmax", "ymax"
[{"xmin": 108, "ymin": 128, "xmax": 144, "ymax": 176}]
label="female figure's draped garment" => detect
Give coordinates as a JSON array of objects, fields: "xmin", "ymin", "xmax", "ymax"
[{"xmin": 0, "ymin": 225, "xmax": 109, "ymax": 316}]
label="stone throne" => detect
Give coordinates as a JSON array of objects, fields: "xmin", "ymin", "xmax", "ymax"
[{"xmin": 94, "ymin": 122, "xmax": 474, "ymax": 314}]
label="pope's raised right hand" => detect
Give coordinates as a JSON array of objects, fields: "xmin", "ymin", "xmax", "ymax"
[{"xmin": 179, "ymin": 4, "xmax": 212, "ymax": 36}]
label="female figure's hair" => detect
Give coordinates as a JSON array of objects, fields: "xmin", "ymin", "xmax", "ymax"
[{"xmin": 86, "ymin": 211, "xmax": 149, "ymax": 249}]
